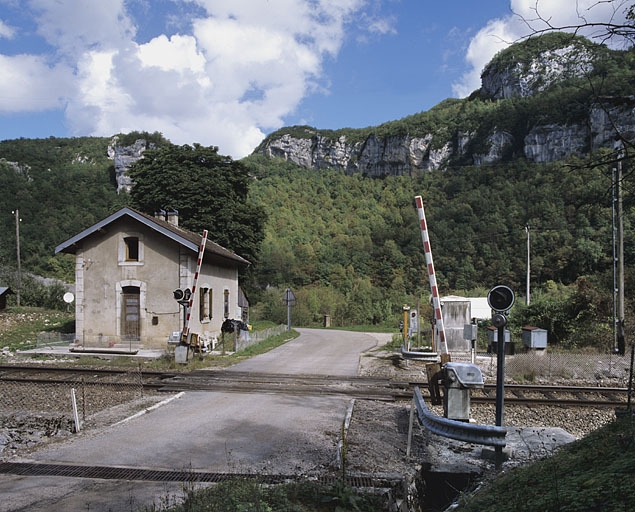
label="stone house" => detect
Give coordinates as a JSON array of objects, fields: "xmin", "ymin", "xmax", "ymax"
[{"xmin": 55, "ymin": 207, "xmax": 249, "ymax": 348}]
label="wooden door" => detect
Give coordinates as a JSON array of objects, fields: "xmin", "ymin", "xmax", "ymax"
[{"xmin": 121, "ymin": 286, "xmax": 140, "ymax": 341}]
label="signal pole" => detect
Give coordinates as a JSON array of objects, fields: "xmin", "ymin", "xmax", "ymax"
[{"xmin": 525, "ymin": 225, "xmax": 530, "ymax": 305}]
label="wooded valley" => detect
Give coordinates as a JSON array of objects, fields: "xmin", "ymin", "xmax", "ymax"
[{"xmin": 1, "ymin": 32, "xmax": 634, "ymax": 350}]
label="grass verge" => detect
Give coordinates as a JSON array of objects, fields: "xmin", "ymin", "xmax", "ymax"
[
  {"xmin": 145, "ymin": 478, "xmax": 388, "ymax": 511},
  {"xmin": 453, "ymin": 413, "xmax": 635, "ymax": 511}
]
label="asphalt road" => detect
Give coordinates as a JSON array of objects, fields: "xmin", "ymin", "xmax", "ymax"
[{"xmin": 0, "ymin": 328, "xmax": 382, "ymax": 511}]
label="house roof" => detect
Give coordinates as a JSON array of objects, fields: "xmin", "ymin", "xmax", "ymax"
[
  {"xmin": 0, "ymin": 287, "xmax": 13, "ymax": 297},
  {"xmin": 55, "ymin": 207, "xmax": 250, "ymax": 267}
]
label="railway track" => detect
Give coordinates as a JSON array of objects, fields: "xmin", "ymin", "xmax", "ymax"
[{"xmin": 0, "ymin": 364, "xmax": 628, "ymax": 408}]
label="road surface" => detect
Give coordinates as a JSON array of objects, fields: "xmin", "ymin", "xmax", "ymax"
[{"xmin": 0, "ymin": 328, "xmax": 384, "ymax": 511}]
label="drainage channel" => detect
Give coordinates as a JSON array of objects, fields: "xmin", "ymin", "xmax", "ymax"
[{"xmin": 0, "ymin": 462, "xmax": 397, "ymax": 489}]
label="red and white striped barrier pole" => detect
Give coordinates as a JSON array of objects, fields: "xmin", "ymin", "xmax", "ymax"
[
  {"xmin": 182, "ymin": 229, "xmax": 208, "ymax": 345},
  {"xmin": 415, "ymin": 196, "xmax": 448, "ymax": 355}
]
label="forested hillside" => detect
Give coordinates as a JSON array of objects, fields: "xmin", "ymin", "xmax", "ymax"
[
  {"xmin": 0, "ymin": 136, "xmax": 125, "ymax": 278},
  {"xmin": 0, "ymin": 135, "xmax": 632, "ymax": 345},
  {"xmin": 243, "ymin": 152, "xmax": 632, "ymax": 335}
]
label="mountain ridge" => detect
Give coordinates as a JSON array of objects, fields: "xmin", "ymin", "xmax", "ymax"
[{"xmin": 254, "ymin": 33, "xmax": 635, "ymax": 175}]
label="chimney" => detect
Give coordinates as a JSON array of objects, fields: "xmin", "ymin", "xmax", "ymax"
[
  {"xmin": 154, "ymin": 209, "xmax": 166, "ymax": 221},
  {"xmin": 167, "ymin": 209, "xmax": 179, "ymax": 227}
]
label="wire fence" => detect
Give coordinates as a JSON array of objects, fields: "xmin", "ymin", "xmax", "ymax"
[
  {"xmin": 235, "ymin": 324, "xmax": 288, "ymax": 352},
  {"xmin": 450, "ymin": 348, "xmax": 633, "ymax": 386},
  {"xmin": 0, "ymin": 367, "xmax": 146, "ymax": 437},
  {"xmin": 34, "ymin": 332, "xmax": 76, "ymax": 348}
]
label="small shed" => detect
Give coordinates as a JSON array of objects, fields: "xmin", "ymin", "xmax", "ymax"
[
  {"xmin": 0, "ymin": 287, "xmax": 13, "ymax": 310},
  {"xmin": 522, "ymin": 326, "xmax": 548, "ymax": 349}
]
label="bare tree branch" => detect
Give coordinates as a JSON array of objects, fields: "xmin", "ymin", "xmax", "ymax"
[{"xmin": 514, "ymin": 0, "xmax": 635, "ymax": 46}]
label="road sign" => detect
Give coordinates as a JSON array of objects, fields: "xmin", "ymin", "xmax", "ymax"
[{"xmin": 282, "ymin": 288, "xmax": 296, "ymax": 306}]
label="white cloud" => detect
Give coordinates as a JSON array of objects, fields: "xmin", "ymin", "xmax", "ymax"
[
  {"xmin": 27, "ymin": 0, "xmax": 136, "ymax": 55},
  {"xmin": 138, "ymin": 34, "xmax": 206, "ymax": 76},
  {"xmin": 0, "ymin": 0, "xmax": 378, "ymax": 158},
  {"xmin": 0, "ymin": 20, "xmax": 16, "ymax": 39},
  {"xmin": 453, "ymin": 0, "xmax": 631, "ymax": 98},
  {"xmin": 452, "ymin": 18, "xmax": 522, "ymax": 97},
  {"xmin": 0, "ymin": 54, "xmax": 72, "ymax": 111}
]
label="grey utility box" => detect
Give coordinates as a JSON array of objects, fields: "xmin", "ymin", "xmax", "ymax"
[
  {"xmin": 443, "ymin": 362, "xmax": 484, "ymax": 421},
  {"xmin": 487, "ymin": 327, "xmax": 514, "ymax": 354},
  {"xmin": 463, "ymin": 324, "xmax": 478, "ymax": 341},
  {"xmin": 522, "ymin": 326, "xmax": 548, "ymax": 349}
]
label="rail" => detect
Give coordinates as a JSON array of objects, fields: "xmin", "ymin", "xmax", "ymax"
[{"xmin": 411, "ymin": 386, "xmax": 507, "ymax": 447}]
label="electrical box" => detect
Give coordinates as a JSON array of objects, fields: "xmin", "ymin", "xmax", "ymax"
[
  {"xmin": 522, "ymin": 326, "xmax": 548, "ymax": 349},
  {"xmin": 463, "ymin": 324, "xmax": 477, "ymax": 341},
  {"xmin": 443, "ymin": 362, "xmax": 484, "ymax": 421}
]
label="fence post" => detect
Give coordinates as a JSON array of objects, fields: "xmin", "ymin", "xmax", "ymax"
[{"xmin": 71, "ymin": 388, "xmax": 81, "ymax": 433}]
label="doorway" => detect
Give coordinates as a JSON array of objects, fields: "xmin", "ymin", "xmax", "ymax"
[{"xmin": 121, "ymin": 286, "xmax": 141, "ymax": 341}]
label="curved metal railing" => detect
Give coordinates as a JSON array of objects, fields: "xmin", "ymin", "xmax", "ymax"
[{"xmin": 412, "ymin": 386, "xmax": 507, "ymax": 447}]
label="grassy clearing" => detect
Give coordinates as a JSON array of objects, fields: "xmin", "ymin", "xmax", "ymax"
[
  {"xmin": 143, "ymin": 328, "xmax": 301, "ymax": 371},
  {"xmin": 0, "ymin": 307, "xmax": 74, "ymax": 351}
]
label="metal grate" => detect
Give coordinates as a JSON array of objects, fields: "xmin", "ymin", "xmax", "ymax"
[{"xmin": 0, "ymin": 462, "xmax": 399, "ymax": 489}]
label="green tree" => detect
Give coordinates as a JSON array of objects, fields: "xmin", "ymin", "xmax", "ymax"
[{"xmin": 128, "ymin": 143, "xmax": 266, "ymax": 266}]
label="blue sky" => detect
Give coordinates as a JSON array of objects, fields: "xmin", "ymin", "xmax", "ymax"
[{"xmin": 0, "ymin": 0, "xmax": 629, "ymax": 158}]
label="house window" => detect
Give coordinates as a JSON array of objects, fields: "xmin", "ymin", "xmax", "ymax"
[
  {"xmin": 224, "ymin": 289, "xmax": 230, "ymax": 319},
  {"xmin": 200, "ymin": 287, "xmax": 211, "ymax": 323},
  {"xmin": 119, "ymin": 233, "xmax": 144, "ymax": 265},
  {"xmin": 124, "ymin": 237, "xmax": 139, "ymax": 261}
]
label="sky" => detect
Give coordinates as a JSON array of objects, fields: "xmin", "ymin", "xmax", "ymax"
[{"xmin": 0, "ymin": 0, "xmax": 631, "ymax": 159}]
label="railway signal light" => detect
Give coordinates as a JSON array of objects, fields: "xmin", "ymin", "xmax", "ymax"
[
  {"xmin": 173, "ymin": 288, "xmax": 191, "ymax": 304},
  {"xmin": 487, "ymin": 285, "xmax": 515, "ymax": 313}
]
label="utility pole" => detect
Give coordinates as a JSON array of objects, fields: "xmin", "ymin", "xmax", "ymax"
[
  {"xmin": 11, "ymin": 209, "xmax": 21, "ymax": 307},
  {"xmin": 617, "ymin": 144, "xmax": 626, "ymax": 355},
  {"xmin": 525, "ymin": 225, "xmax": 530, "ymax": 305}
]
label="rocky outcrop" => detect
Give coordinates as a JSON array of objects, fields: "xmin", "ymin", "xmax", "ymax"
[
  {"xmin": 473, "ymin": 130, "xmax": 514, "ymax": 166},
  {"xmin": 0, "ymin": 159, "xmax": 32, "ymax": 181},
  {"xmin": 107, "ymin": 137, "xmax": 152, "ymax": 193},
  {"xmin": 256, "ymin": 33, "xmax": 633, "ymax": 174},
  {"xmin": 481, "ymin": 44, "xmax": 594, "ymax": 100},
  {"xmin": 257, "ymin": 96, "xmax": 634, "ymax": 173},
  {"xmin": 258, "ymin": 131, "xmax": 451, "ymax": 175}
]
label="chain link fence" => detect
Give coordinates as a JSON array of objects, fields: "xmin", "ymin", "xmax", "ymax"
[
  {"xmin": 235, "ymin": 324, "xmax": 288, "ymax": 352},
  {"xmin": 450, "ymin": 348, "xmax": 633, "ymax": 386},
  {"xmin": 33, "ymin": 332, "xmax": 76, "ymax": 348},
  {"xmin": 0, "ymin": 367, "xmax": 146, "ymax": 444}
]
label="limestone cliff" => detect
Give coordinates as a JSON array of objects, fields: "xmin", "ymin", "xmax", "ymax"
[
  {"xmin": 107, "ymin": 137, "xmax": 153, "ymax": 193},
  {"xmin": 255, "ymin": 34, "xmax": 634, "ymax": 173},
  {"xmin": 480, "ymin": 35, "xmax": 595, "ymax": 100}
]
